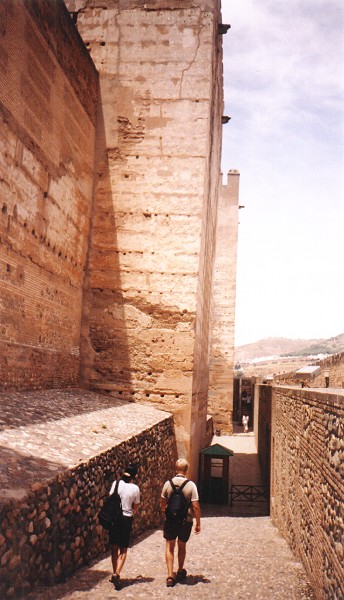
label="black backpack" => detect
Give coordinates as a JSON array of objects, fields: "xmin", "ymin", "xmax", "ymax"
[
  {"xmin": 98, "ymin": 480, "xmax": 123, "ymax": 531},
  {"xmin": 165, "ymin": 479, "xmax": 190, "ymax": 523}
]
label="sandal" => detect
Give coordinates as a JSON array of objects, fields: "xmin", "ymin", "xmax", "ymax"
[
  {"xmin": 176, "ymin": 568, "xmax": 187, "ymax": 581},
  {"xmin": 110, "ymin": 574, "xmax": 122, "ymax": 590},
  {"xmin": 166, "ymin": 576, "xmax": 176, "ymax": 587}
]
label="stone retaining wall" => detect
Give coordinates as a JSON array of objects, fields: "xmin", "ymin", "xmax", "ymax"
[
  {"xmin": 269, "ymin": 386, "xmax": 344, "ymax": 600},
  {"xmin": 0, "ymin": 416, "xmax": 177, "ymax": 598}
]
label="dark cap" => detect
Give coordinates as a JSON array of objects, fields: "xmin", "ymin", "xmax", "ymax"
[{"xmin": 123, "ymin": 463, "xmax": 138, "ymax": 478}]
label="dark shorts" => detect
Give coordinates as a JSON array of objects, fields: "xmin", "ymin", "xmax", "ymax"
[
  {"xmin": 163, "ymin": 520, "xmax": 193, "ymax": 543},
  {"xmin": 109, "ymin": 516, "xmax": 133, "ymax": 549}
]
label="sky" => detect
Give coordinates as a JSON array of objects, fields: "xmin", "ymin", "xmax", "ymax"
[{"xmin": 220, "ymin": 0, "xmax": 344, "ymax": 346}]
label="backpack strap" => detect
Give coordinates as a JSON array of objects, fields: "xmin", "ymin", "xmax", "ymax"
[
  {"xmin": 179, "ymin": 479, "xmax": 189, "ymax": 492},
  {"xmin": 169, "ymin": 479, "xmax": 189, "ymax": 492},
  {"xmin": 114, "ymin": 479, "xmax": 120, "ymax": 494}
]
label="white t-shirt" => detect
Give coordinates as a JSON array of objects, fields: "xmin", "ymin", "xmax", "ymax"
[{"xmin": 109, "ymin": 479, "xmax": 140, "ymax": 517}]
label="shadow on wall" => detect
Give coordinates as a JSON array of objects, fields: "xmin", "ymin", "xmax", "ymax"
[
  {"xmin": 0, "ymin": 445, "xmax": 62, "ymax": 498},
  {"xmin": 79, "ymin": 97, "xmax": 133, "ymax": 398}
]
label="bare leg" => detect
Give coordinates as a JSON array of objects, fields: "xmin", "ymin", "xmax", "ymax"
[
  {"xmin": 111, "ymin": 545, "xmax": 119, "ymax": 575},
  {"xmin": 115, "ymin": 548, "xmax": 128, "ymax": 576},
  {"xmin": 177, "ymin": 540, "xmax": 186, "ymax": 571},
  {"xmin": 165, "ymin": 540, "xmax": 176, "ymax": 578}
]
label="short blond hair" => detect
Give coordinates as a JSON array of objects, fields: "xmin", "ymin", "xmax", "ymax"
[{"xmin": 175, "ymin": 458, "xmax": 188, "ymax": 473}]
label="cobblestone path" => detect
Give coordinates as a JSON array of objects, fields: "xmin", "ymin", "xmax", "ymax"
[{"xmin": 28, "ymin": 509, "xmax": 314, "ymax": 600}]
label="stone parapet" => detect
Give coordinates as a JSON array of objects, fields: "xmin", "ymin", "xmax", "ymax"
[
  {"xmin": 0, "ymin": 389, "xmax": 177, "ymax": 598},
  {"xmin": 263, "ymin": 386, "xmax": 344, "ymax": 600}
]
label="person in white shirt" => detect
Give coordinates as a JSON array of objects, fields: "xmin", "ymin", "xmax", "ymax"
[
  {"xmin": 109, "ymin": 464, "xmax": 140, "ymax": 590},
  {"xmin": 242, "ymin": 414, "xmax": 249, "ymax": 433}
]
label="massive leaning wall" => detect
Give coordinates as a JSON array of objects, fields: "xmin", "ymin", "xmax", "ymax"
[
  {"xmin": 0, "ymin": 0, "xmax": 98, "ymax": 390},
  {"xmin": 67, "ymin": 0, "xmax": 225, "ymax": 477}
]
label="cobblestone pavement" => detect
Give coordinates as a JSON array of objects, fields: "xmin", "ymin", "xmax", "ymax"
[{"xmin": 28, "ymin": 509, "xmax": 314, "ymax": 600}]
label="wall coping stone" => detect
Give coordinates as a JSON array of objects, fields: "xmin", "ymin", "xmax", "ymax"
[{"xmin": 0, "ymin": 388, "xmax": 172, "ymax": 502}]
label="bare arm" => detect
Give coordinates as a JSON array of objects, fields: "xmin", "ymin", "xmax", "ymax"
[
  {"xmin": 132, "ymin": 502, "xmax": 140, "ymax": 515},
  {"xmin": 160, "ymin": 496, "xmax": 167, "ymax": 519},
  {"xmin": 192, "ymin": 500, "xmax": 201, "ymax": 533}
]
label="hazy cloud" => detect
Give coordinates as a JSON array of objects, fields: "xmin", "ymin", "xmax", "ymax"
[{"xmin": 220, "ymin": 1, "xmax": 344, "ymax": 345}]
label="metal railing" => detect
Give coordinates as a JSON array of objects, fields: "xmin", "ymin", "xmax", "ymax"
[{"xmin": 229, "ymin": 485, "xmax": 268, "ymax": 506}]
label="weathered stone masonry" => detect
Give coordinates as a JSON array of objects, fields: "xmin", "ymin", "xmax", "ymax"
[
  {"xmin": 0, "ymin": 2, "xmax": 232, "ymax": 594},
  {"xmin": 208, "ymin": 170, "xmax": 239, "ymax": 434},
  {"xmin": 258, "ymin": 385, "xmax": 344, "ymax": 600},
  {"xmin": 0, "ymin": 0, "xmax": 98, "ymax": 390},
  {"xmin": 0, "ymin": 0, "xmax": 237, "ymax": 480},
  {"xmin": 0, "ymin": 411, "xmax": 177, "ymax": 598},
  {"xmin": 66, "ymin": 0, "xmax": 227, "ymax": 477}
]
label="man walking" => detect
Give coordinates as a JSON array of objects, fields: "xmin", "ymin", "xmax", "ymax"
[
  {"xmin": 160, "ymin": 458, "xmax": 201, "ymax": 587},
  {"xmin": 109, "ymin": 464, "xmax": 140, "ymax": 590}
]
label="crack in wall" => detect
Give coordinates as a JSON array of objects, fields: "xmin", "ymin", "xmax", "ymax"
[{"xmin": 179, "ymin": 8, "xmax": 202, "ymax": 98}]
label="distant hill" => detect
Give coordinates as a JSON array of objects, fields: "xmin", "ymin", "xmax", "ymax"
[
  {"xmin": 286, "ymin": 333, "xmax": 344, "ymax": 357},
  {"xmin": 235, "ymin": 333, "xmax": 344, "ymax": 363}
]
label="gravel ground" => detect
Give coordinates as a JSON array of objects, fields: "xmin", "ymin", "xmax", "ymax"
[{"xmin": 28, "ymin": 510, "xmax": 314, "ymax": 600}]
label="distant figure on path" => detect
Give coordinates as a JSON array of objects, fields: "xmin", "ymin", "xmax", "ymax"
[
  {"xmin": 160, "ymin": 458, "xmax": 201, "ymax": 588},
  {"xmin": 109, "ymin": 464, "xmax": 140, "ymax": 590},
  {"xmin": 242, "ymin": 414, "xmax": 249, "ymax": 433}
]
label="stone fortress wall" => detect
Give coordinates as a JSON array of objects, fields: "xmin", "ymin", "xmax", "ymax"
[
  {"xmin": 0, "ymin": 0, "xmax": 98, "ymax": 390},
  {"xmin": 0, "ymin": 0, "xmax": 238, "ymax": 478},
  {"xmin": 64, "ymin": 0, "xmax": 230, "ymax": 477},
  {"xmin": 258, "ymin": 384, "xmax": 344, "ymax": 600},
  {"xmin": 0, "ymin": 6, "xmax": 235, "ymax": 595},
  {"xmin": 0, "ymin": 5, "xmax": 180, "ymax": 594},
  {"xmin": 208, "ymin": 170, "xmax": 239, "ymax": 434},
  {"xmin": 0, "ymin": 4, "xmax": 342, "ymax": 599}
]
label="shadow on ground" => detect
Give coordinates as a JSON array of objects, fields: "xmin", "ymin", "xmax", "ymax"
[
  {"xmin": 200, "ymin": 502, "xmax": 269, "ymax": 518},
  {"xmin": 120, "ymin": 575, "xmax": 155, "ymax": 588},
  {"xmin": 178, "ymin": 574, "xmax": 211, "ymax": 586},
  {"xmin": 26, "ymin": 567, "xmax": 109, "ymax": 600}
]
